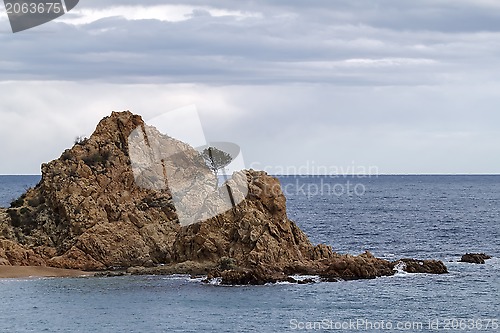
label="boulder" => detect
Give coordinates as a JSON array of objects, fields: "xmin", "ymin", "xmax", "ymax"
[
  {"xmin": 0, "ymin": 238, "xmax": 45, "ymax": 266},
  {"xmin": 319, "ymin": 251, "xmax": 395, "ymax": 281},
  {"xmin": 396, "ymin": 259, "xmax": 448, "ymax": 274},
  {"xmin": 459, "ymin": 253, "xmax": 492, "ymax": 264}
]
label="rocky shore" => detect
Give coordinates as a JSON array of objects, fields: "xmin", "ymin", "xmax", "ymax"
[{"xmin": 0, "ymin": 111, "xmax": 448, "ymax": 284}]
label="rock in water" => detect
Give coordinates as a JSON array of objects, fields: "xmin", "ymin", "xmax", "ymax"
[
  {"xmin": 0, "ymin": 111, "xmax": 449, "ymax": 283},
  {"xmin": 395, "ymin": 259, "xmax": 448, "ymax": 274},
  {"xmin": 459, "ymin": 253, "xmax": 492, "ymax": 264},
  {"xmin": 0, "ymin": 111, "xmax": 318, "ymax": 270}
]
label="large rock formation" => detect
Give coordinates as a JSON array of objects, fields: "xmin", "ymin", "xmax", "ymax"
[{"xmin": 0, "ymin": 111, "xmax": 448, "ymax": 283}]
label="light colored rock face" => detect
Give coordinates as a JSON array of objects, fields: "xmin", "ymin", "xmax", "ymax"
[
  {"xmin": 128, "ymin": 124, "xmax": 249, "ymax": 226},
  {"xmin": 0, "ymin": 111, "xmax": 324, "ymax": 270}
]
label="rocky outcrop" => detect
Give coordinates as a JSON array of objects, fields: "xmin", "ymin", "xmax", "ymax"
[
  {"xmin": 0, "ymin": 111, "xmax": 448, "ymax": 284},
  {"xmin": 0, "ymin": 238, "xmax": 45, "ymax": 266},
  {"xmin": 1, "ymin": 112, "xmax": 185, "ymax": 269},
  {"xmin": 396, "ymin": 259, "xmax": 448, "ymax": 274},
  {"xmin": 459, "ymin": 253, "xmax": 492, "ymax": 264},
  {"xmin": 202, "ymin": 253, "xmax": 449, "ymax": 285},
  {"xmin": 172, "ymin": 170, "xmax": 320, "ymax": 268},
  {"xmin": 318, "ymin": 251, "xmax": 394, "ymax": 281}
]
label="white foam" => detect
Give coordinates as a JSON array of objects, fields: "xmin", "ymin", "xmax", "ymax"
[
  {"xmin": 290, "ymin": 275, "xmax": 322, "ymax": 283},
  {"xmin": 206, "ymin": 277, "xmax": 222, "ymax": 286},
  {"xmin": 393, "ymin": 261, "xmax": 407, "ymax": 275}
]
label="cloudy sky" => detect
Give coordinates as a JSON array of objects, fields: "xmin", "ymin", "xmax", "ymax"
[{"xmin": 1, "ymin": 0, "xmax": 499, "ymax": 174}]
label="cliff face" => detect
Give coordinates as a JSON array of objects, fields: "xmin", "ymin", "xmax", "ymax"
[
  {"xmin": 0, "ymin": 111, "xmax": 447, "ymax": 283},
  {"xmin": 1, "ymin": 112, "xmax": 178, "ymax": 269},
  {"xmin": 0, "ymin": 111, "xmax": 326, "ymax": 271},
  {"xmin": 172, "ymin": 171, "xmax": 320, "ymax": 268}
]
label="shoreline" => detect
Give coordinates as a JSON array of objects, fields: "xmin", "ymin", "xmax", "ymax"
[{"xmin": 0, "ymin": 266, "xmax": 94, "ymax": 279}]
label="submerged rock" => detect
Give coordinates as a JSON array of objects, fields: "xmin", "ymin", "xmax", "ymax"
[
  {"xmin": 459, "ymin": 253, "xmax": 492, "ymax": 264},
  {"xmin": 0, "ymin": 111, "xmax": 449, "ymax": 284}
]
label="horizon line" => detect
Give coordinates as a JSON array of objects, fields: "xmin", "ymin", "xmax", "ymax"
[{"xmin": 1, "ymin": 173, "xmax": 499, "ymax": 176}]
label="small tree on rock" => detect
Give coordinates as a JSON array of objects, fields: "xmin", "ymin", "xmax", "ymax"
[{"xmin": 201, "ymin": 147, "xmax": 233, "ymax": 189}]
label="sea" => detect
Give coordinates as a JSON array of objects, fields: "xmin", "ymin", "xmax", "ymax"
[{"xmin": 0, "ymin": 175, "xmax": 499, "ymax": 333}]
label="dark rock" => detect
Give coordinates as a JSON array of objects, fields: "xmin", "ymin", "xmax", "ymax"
[
  {"xmin": 216, "ymin": 269, "xmax": 275, "ymax": 285},
  {"xmin": 396, "ymin": 259, "xmax": 448, "ymax": 274},
  {"xmin": 459, "ymin": 253, "xmax": 492, "ymax": 264},
  {"xmin": 204, "ymin": 265, "xmax": 293, "ymax": 285},
  {"xmin": 320, "ymin": 251, "xmax": 395, "ymax": 281},
  {"xmin": 127, "ymin": 261, "xmax": 216, "ymax": 276},
  {"xmin": 94, "ymin": 271, "xmax": 128, "ymax": 277}
]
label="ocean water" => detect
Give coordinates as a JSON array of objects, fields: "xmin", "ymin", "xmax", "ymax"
[
  {"xmin": 0, "ymin": 175, "xmax": 499, "ymax": 333},
  {"xmin": 0, "ymin": 175, "xmax": 40, "ymax": 209}
]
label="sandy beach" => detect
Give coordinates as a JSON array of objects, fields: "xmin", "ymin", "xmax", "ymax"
[{"xmin": 0, "ymin": 266, "xmax": 93, "ymax": 279}]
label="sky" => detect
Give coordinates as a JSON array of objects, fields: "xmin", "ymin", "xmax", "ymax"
[{"xmin": 1, "ymin": 0, "xmax": 500, "ymax": 175}]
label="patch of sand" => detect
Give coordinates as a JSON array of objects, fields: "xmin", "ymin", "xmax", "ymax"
[{"xmin": 0, "ymin": 266, "xmax": 93, "ymax": 278}]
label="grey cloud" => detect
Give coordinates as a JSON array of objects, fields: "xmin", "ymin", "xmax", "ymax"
[
  {"xmin": 1, "ymin": 1, "xmax": 500, "ymax": 85},
  {"xmin": 81, "ymin": 0, "xmax": 500, "ymax": 32},
  {"xmin": 1, "ymin": 1, "xmax": 500, "ymax": 174}
]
